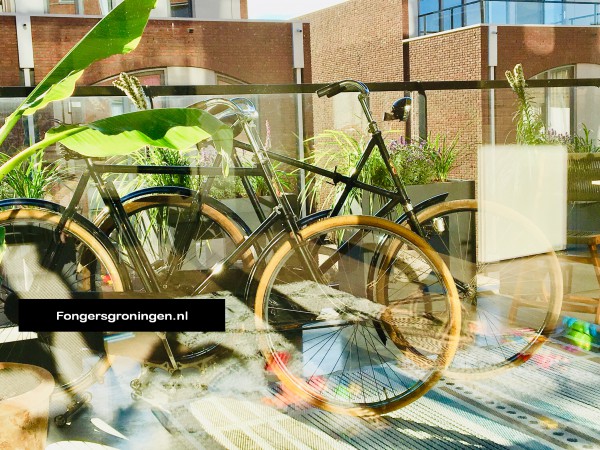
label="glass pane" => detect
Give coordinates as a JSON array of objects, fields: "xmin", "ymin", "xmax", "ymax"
[
  {"xmin": 487, "ymin": 0, "xmax": 509, "ymax": 24},
  {"xmin": 420, "ymin": 0, "xmax": 440, "ymax": 15},
  {"xmin": 442, "ymin": 0, "xmax": 461, "ymax": 8},
  {"xmin": 544, "ymin": 3, "xmax": 564, "ymax": 24},
  {"xmin": 465, "ymin": 2, "xmax": 482, "ymax": 25},
  {"xmin": 423, "ymin": 13, "xmax": 441, "ymax": 33},
  {"xmin": 515, "ymin": 1, "xmax": 543, "ymax": 24},
  {"xmin": 171, "ymin": 1, "xmax": 192, "ymax": 18},
  {"xmin": 566, "ymin": 3, "xmax": 596, "ymax": 25}
]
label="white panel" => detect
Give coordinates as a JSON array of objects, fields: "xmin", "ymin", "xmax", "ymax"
[
  {"xmin": 192, "ymin": 0, "xmax": 239, "ymax": 19},
  {"xmin": 292, "ymin": 22, "xmax": 304, "ymax": 69},
  {"xmin": 14, "ymin": 0, "xmax": 44, "ymax": 14},
  {"xmin": 576, "ymin": 63, "xmax": 600, "ymax": 141},
  {"xmin": 150, "ymin": 0, "xmax": 169, "ymax": 18},
  {"xmin": 548, "ymin": 107, "xmax": 570, "ymax": 135},
  {"xmin": 478, "ymin": 145, "xmax": 567, "ymax": 263},
  {"xmin": 220, "ymin": 0, "xmax": 239, "ymax": 19},
  {"xmin": 165, "ymin": 66, "xmax": 216, "ymax": 85},
  {"xmin": 408, "ymin": 0, "xmax": 418, "ymax": 38},
  {"xmin": 15, "ymin": 14, "xmax": 34, "ymax": 69},
  {"xmin": 488, "ymin": 25, "xmax": 498, "ymax": 67}
]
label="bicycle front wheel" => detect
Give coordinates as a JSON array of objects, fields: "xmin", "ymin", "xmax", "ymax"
[
  {"xmin": 255, "ymin": 215, "xmax": 460, "ymax": 416},
  {"xmin": 0, "ymin": 207, "xmax": 125, "ymax": 394},
  {"xmin": 416, "ymin": 200, "xmax": 562, "ymax": 379}
]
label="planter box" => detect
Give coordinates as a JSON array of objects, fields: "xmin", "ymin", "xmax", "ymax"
[
  {"xmin": 406, "ymin": 179, "xmax": 475, "ymax": 204},
  {"xmin": 362, "ymin": 179, "xmax": 475, "ymax": 215}
]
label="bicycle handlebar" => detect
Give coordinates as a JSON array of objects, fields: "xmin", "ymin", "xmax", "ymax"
[{"xmin": 316, "ymin": 80, "xmax": 370, "ymax": 98}]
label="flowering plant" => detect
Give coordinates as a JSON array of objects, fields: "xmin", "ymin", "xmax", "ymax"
[{"xmin": 302, "ymin": 129, "xmax": 460, "ymax": 214}]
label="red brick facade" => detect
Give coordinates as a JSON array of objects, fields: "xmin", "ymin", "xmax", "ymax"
[
  {"xmin": 21, "ymin": 16, "xmax": 305, "ymax": 86},
  {"xmin": 303, "ymin": 0, "xmax": 600, "ymax": 180},
  {"xmin": 0, "ymin": 16, "xmax": 19, "ymax": 86},
  {"xmin": 0, "ymin": 14, "xmax": 311, "ymax": 158}
]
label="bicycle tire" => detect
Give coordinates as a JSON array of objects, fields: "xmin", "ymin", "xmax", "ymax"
[
  {"xmin": 254, "ymin": 215, "xmax": 460, "ymax": 416},
  {"xmin": 95, "ymin": 191, "xmax": 253, "ymax": 364},
  {"xmin": 415, "ymin": 199, "xmax": 562, "ymax": 379},
  {"xmin": 96, "ymin": 192, "xmax": 254, "ymax": 286},
  {"xmin": 0, "ymin": 207, "xmax": 125, "ymax": 394}
]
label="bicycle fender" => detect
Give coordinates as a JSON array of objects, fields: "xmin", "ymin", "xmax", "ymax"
[
  {"xmin": 104, "ymin": 185, "xmax": 252, "ymax": 235},
  {"xmin": 395, "ymin": 193, "xmax": 449, "ymax": 226}
]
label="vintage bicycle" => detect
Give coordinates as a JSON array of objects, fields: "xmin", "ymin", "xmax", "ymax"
[
  {"xmin": 0, "ymin": 96, "xmax": 462, "ymax": 416},
  {"xmin": 95, "ymin": 80, "xmax": 563, "ymax": 380}
]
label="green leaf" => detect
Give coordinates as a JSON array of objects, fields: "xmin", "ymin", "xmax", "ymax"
[
  {"xmin": 0, "ymin": 226, "xmax": 5, "ymax": 253},
  {"xmin": 19, "ymin": 0, "xmax": 157, "ymax": 116},
  {"xmin": 0, "ymin": 227, "xmax": 5, "ymax": 264},
  {"xmin": 55, "ymin": 108, "xmax": 233, "ymax": 157}
]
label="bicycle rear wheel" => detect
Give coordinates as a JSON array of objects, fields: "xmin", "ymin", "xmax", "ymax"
[
  {"xmin": 255, "ymin": 215, "xmax": 460, "ymax": 416},
  {"xmin": 416, "ymin": 200, "xmax": 562, "ymax": 379},
  {"xmin": 0, "ymin": 207, "xmax": 125, "ymax": 394},
  {"xmin": 96, "ymin": 192, "xmax": 252, "ymax": 365}
]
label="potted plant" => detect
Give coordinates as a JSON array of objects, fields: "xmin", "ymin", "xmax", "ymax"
[
  {"xmin": 506, "ymin": 63, "xmax": 600, "ymax": 232},
  {"xmin": 302, "ymin": 128, "xmax": 473, "ymax": 217}
]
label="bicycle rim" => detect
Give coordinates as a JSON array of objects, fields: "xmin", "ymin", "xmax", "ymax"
[
  {"xmin": 0, "ymin": 208, "xmax": 123, "ymax": 394},
  {"xmin": 255, "ymin": 215, "xmax": 460, "ymax": 416},
  {"xmin": 416, "ymin": 200, "xmax": 562, "ymax": 379}
]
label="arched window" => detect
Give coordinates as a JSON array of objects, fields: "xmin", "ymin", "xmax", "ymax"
[
  {"xmin": 531, "ymin": 64, "xmax": 600, "ymax": 142},
  {"xmin": 531, "ymin": 65, "xmax": 574, "ymax": 136}
]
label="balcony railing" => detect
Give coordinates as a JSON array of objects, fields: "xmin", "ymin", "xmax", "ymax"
[{"xmin": 419, "ymin": 0, "xmax": 600, "ymax": 35}]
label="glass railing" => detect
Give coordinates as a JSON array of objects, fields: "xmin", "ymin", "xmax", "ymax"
[{"xmin": 419, "ymin": 0, "xmax": 600, "ymax": 35}]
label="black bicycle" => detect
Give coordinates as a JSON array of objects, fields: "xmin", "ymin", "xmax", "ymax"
[
  {"xmin": 95, "ymin": 80, "xmax": 562, "ymax": 380},
  {"xmin": 0, "ymin": 96, "xmax": 462, "ymax": 416}
]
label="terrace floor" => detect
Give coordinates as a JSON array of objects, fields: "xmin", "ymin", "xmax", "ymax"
[{"xmin": 44, "ymin": 321, "xmax": 600, "ymax": 450}]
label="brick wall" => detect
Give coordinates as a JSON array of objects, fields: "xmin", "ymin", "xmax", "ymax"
[
  {"xmin": 29, "ymin": 17, "xmax": 297, "ymax": 85},
  {"xmin": 300, "ymin": 0, "xmax": 406, "ymax": 146},
  {"xmin": 0, "ymin": 16, "xmax": 19, "ymax": 85},
  {"xmin": 0, "ymin": 15, "xmax": 308, "ymax": 164},
  {"xmin": 301, "ymin": 0, "xmax": 404, "ymax": 84},
  {"xmin": 407, "ymin": 26, "xmax": 486, "ymax": 180}
]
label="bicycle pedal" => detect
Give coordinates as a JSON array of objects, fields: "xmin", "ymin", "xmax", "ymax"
[{"xmin": 54, "ymin": 391, "xmax": 92, "ymax": 427}]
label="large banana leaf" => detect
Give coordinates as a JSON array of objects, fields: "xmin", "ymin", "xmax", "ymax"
[
  {"xmin": 57, "ymin": 108, "xmax": 232, "ymax": 157},
  {"xmin": 0, "ymin": 108, "xmax": 233, "ymax": 183},
  {"xmin": 21, "ymin": 0, "xmax": 156, "ymax": 116},
  {"xmin": 0, "ymin": 0, "xmax": 157, "ymax": 143}
]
